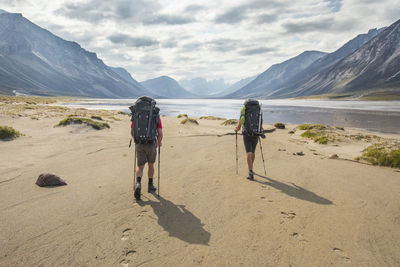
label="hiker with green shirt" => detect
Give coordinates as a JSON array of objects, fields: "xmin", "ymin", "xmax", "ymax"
[{"xmin": 234, "ymin": 99, "xmax": 264, "ymax": 180}]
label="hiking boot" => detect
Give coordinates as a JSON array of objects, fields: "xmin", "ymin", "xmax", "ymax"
[
  {"xmin": 148, "ymin": 183, "xmax": 157, "ymax": 193},
  {"xmin": 134, "ymin": 182, "xmax": 141, "ymax": 200},
  {"xmin": 247, "ymin": 170, "xmax": 254, "ymax": 181}
]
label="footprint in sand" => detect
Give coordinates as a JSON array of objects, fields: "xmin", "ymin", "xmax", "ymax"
[
  {"xmin": 290, "ymin": 232, "xmax": 308, "ymax": 243},
  {"xmin": 281, "ymin": 211, "xmax": 296, "ymax": 219},
  {"xmin": 120, "ymin": 250, "xmax": 136, "ymax": 266},
  {"xmin": 121, "ymin": 228, "xmax": 132, "ymax": 241},
  {"xmin": 333, "ymin": 247, "xmax": 350, "ymax": 261}
]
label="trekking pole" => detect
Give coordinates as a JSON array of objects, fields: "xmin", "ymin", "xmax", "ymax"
[
  {"xmin": 133, "ymin": 144, "xmax": 137, "ymax": 188},
  {"xmin": 258, "ymin": 136, "xmax": 267, "ymax": 176},
  {"xmin": 235, "ymin": 132, "xmax": 238, "ymax": 174},
  {"xmin": 158, "ymin": 145, "xmax": 160, "ymax": 199}
]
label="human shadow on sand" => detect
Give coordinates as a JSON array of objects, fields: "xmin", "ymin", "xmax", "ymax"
[
  {"xmin": 138, "ymin": 196, "xmax": 210, "ymax": 245},
  {"xmin": 253, "ymin": 173, "xmax": 333, "ymax": 205}
]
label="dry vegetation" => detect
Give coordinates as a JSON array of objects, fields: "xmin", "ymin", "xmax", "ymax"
[
  {"xmin": 180, "ymin": 118, "xmax": 199, "ymax": 125},
  {"xmin": 56, "ymin": 117, "xmax": 110, "ymax": 130},
  {"xmin": 356, "ymin": 143, "xmax": 400, "ymax": 168},
  {"xmin": 199, "ymin": 116, "xmax": 226, "ymax": 120},
  {"xmin": 221, "ymin": 119, "xmax": 238, "ymax": 126},
  {"xmin": 0, "ymin": 125, "xmax": 22, "ymax": 140},
  {"xmin": 297, "ymin": 124, "xmax": 383, "ymax": 145}
]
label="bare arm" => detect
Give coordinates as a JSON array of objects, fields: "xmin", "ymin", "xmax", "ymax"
[
  {"xmin": 157, "ymin": 128, "xmax": 163, "ymax": 147},
  {"xmin": 234, "ymin": 122, "xmax": 241, "ymax": 132}
]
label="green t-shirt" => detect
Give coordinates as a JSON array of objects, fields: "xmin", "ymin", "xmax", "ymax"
[{"xmin": 239, "ymin": 106, "xmax": 245, "ymax": 126}]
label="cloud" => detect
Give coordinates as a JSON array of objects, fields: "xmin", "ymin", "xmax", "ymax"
[
  {"xmin": 56, "ymin": 0, "xmax": 161, "ymax": 23},
  {"xmin": 143, "ymin": 14, "xmax": 194, "ymax": 25},
  {"xmin": 256, "ymin": 14, "xmax": 279, "ymax": 24},
  {"xmin": 140, "ymin": 55, "xmax": 164, "ymax": 65},
  {"xmin": 181, "ymin": 41, "xmax": 203, "ymax": 52},
  {"xmin": 215, "ymin": 0, "xmax": 285, "ymax": 24},
  {"xmin": 161, "ymin": 39, "xmax": 178, "ymax": 48},
  {"xmin": 283, "ymin": 17, "xmax": 355, "ymax": 33},
  {"xmin": 108, "ymin": 34, "xmax": 159, "ymax": 48},
  {"xmin": 214, "ymin": 8, "xmax": 247, "ymax": 24},
  {"xmin": 184, "ymin": 4, "xmax": 207, "ymax": 13},
  {"xmin": 57, "ymin": 2, "xmax": 106, "ymax": 22},
  {"xmin": 326, "ymin": 0, "xmax": 343, "ymax": 12},
  {"xmin": 206, "ymin": 38, "xmax": 239, "ymax": 52},
  {"xmin": 240, "ymin": 47, "xmax": 276, "ymax": 55}
]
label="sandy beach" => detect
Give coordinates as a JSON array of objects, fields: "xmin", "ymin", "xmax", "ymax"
[{"xmin": 1, "ymin": 98, "xmax": 400, "ymax": 266}]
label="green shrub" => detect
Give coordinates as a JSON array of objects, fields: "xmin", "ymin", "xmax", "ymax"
[
  {"xmin": 199, "ymin": 116, "xmax": 226, "ymax": 120},
  {"xmin": 108, "ymin": 116, "xmax": 121, "ymax": 121},
  {"xmin": 301, "ymin": 130, "xmax": 318, "ymax": 139},
  {"xmin": 301, "ymin": 130, "xmax": 334, "ymax": 144},
  {"xmin": 274, "ymin": 122, "xmax": 285, "ymax": 129},
  {"xmin": 180, "ymin": 118, "xmax": 199, "ymax": 125},
  {"xmin": 356, "ymin": 145, "xmax": 400, "ymax": 168},
  {"xmin": 56, "ymin": 117, "xmax": 110, "ymax": 130},
  {"xmin": 221, "ymin": 119, "xmax": 238, "ymax": 126},
  {"xmin": 298, "ymin": 124, "xmax": 327, "ymax": 130},
  {"xmin": 90, "ymin": 115, "xmax": 103, "ymax": 121},
  {"xmin": 177, "ymin": 114, "xmax": 188, "ymax": 118},
  {"xmin": 0, "ymin": 126, "xmax": 22, "ymax": 140},
  {"xmin": 314, "ymin": 135, "xmax": 329, "ymax": 144}
]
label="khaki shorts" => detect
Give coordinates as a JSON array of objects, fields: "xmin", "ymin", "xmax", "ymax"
[{"xmin": 136, "ymin": 143, "xmax": 157, "ymax": 166}]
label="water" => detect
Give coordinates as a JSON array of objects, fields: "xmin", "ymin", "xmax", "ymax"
[{"xmin": 57, "ymin": 99, "xmax": 400, "ymax": 134}]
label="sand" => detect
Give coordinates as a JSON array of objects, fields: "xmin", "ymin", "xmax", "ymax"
[{"xmin": 1, "ymin": 99, "xmax": 400, "ymax": 266}]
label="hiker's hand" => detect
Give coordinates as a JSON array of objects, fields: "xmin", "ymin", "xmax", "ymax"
[
  {"xmin": 158, "ymin": 141, "xmax": 162, "ymax": 147},
  {"xmin": 234, "ymin": 127, "xmax": 239, "ymax": 132}
]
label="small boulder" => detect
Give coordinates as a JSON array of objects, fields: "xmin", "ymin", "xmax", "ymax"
[
  {"xmin": 288, "ymin": 130, "xmax": 295, "ymax": 134},
  {"xmin": 293, "ymin": 151, "xmax": 304, "ymax": 156},
  {"xmin": 36, "ymin": 173, "xmax": 67, "ymax": 187},
  {"xmin": 329, "ymin": 154, "xmax": 339, "ymax": 159}
]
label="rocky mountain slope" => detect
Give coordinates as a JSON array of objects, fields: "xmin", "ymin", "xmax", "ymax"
[{"xmin": 0, "ymin": 10, "xmax": 147, "ymax": 98}]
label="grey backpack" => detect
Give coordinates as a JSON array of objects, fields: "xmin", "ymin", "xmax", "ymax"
[
  {"xmin": 243, "ymin": 99, "xmax": 263, "ymax": 136},
  {"xmin": 129, "ymin": 96, "xmax": 160, "ymax": 144}
]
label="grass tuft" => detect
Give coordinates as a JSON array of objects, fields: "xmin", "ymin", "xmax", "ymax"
[
  {"xmin": 56, "ymin": 117, "xmax": 110, "ymax": 130},
  {"xmin": 221, "ymin": 119, "xmax": 238, "ymax": 126},
  {"xmin": 199, "ymin": 116, "xmax": 226, "ymax": 120},
  {"xmin": 298, "ymin": 124, "xmax": 327, "ymax": 130},
  {"xmin": 180, "ymin": 118, "xmax": 199, "ymax": 125},
  {"xmin": 274, "ymin": 122, "xmax": 285, "ymax": 129},
  {"xmin": 0, "ymin": 125, "xmax": 22, "ymax": 140},
  {"xmin": 356, "ymin": 144, "xmax": 400, "ymax": 168},
  {"xmin": 300, "ymin": 128, "xmax": 335, "ymax": 144},
  {"xmin": 90, "ymin": 115, "xmax": 103, "ymax": 121},
  {"xmin": 177, "ymin": 114, "xmax": 188, "ymax": 118}
]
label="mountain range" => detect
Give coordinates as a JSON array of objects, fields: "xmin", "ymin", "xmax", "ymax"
[
  {"xmin": 227, "ymin": 50, "xmax": 328, "ymax": 98},
  {"xmin": 179, "ymin": 77, "xmax": 231, "ymax": 96},
  {"xmin": 228, "ymin": 23, "xmax": 399, "ymax": 99},
  {"xmin": 140, "ymin": 76, "xmax": 195, "ymax": 98},
  {"xmin": 0, "ymin": 10, "xmax": 146, "ymax": 98},
  {"xmin": 0, "ymin": 9, "xmax": 398, "ymax": 99},
  {"xmin": 270, "ymin": 23, "xmax": 399, "ymax": 98}
]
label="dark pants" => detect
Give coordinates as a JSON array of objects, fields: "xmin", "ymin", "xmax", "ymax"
[{"xmin": 243, "ymin": 135, "xmax": 258, "ymax": 153}]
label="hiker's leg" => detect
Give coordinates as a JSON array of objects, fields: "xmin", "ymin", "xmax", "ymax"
[
  {"xmin": 136, "ymin": 165, "xmax": 145, "ymax": 178},
  {"xmin": 136, "ymin": 144, "xmax": 147, "ymax": 179},
  {"xmin": 148, "ymin": 163, "xmax": 154, "ymax": 178},
  {"xmin": 247, "ymin": 152, "xmax": 254, "ymax": 171}
]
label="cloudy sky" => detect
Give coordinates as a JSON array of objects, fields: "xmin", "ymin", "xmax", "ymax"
[{"xmin": 1, "ymin": 0, "xmax": 399, "ymax": 84}]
